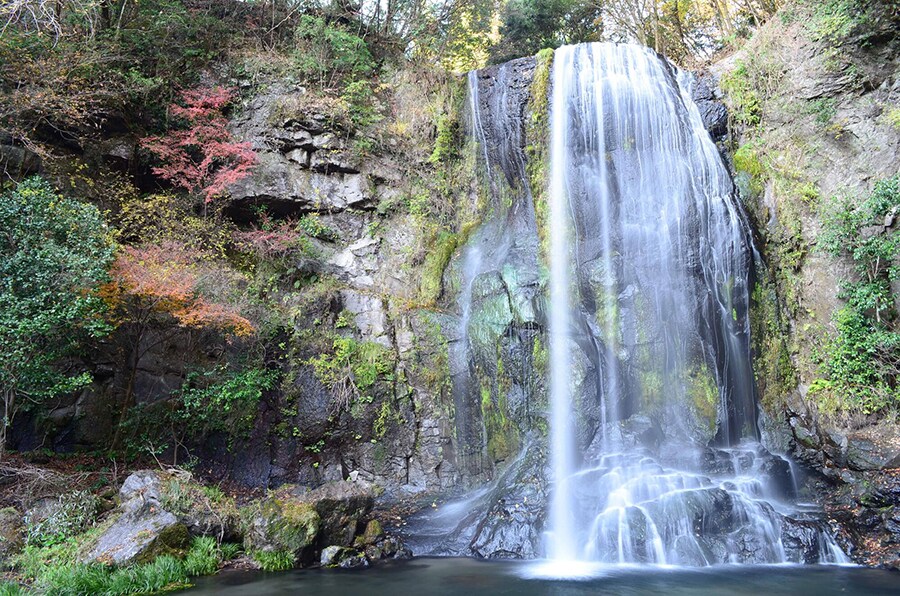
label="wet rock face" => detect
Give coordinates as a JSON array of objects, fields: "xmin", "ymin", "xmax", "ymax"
[
  {"xmin": 399, "ymin": 442, "xmax": 549, "ymax": 559},
  {"xmin": 825, "ymin": 469, "xmax": 900, "ymax": 569},
  {"xmin": 690, "ymin": 74, "xmax": 729, "ymax": 142}
]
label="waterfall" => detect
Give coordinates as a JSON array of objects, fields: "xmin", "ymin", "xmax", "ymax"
[{"xmin": 544, "ymin": 43, "xmax": 846, "ymax": 567}]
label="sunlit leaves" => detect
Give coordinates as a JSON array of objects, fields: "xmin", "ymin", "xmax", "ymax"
[{"xmin": 108, "ymin": 241, "xmax": 254, "ymax": 337}]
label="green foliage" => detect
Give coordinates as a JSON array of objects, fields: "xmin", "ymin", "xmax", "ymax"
[
  {"xmin": 733, "ymin": 142, "xmax": 765, "ymax": 195},
  {"xmin": 340, "ymin": 79, "xmax": 384, "ymax": 133},
  {"xmin": 24, "ymin": 491, "xmax": 99, "ymax": 548},
  {"xmin": 308, "ymin": 337, "xmax": 395, "ymax": 412},
  {"xmin": 123, "ymin": 363, "xmax": 277, "ymax": 460},
  {"xmin": 252, "ymin": 549, "xmax": 295, "ymax": 572},
  {"xmin": 293, "ymin": 15, "xmax": 375, "ymax": 89},
  {"xmin": 179, "ymin": 365, "xmax": 279, "ymax": 438},
  {"xmin": 13, "ymin": 535, "xmax": 224, "ymax": 595},
  {"xmin": 438, "ymin": 3, "xmax": 499, "ymax": 72},
  {"xmin": 808, "ymin": 0, "xmax": 865, "ymax": 42},
  {"xmin": 527, "ymin": 48, "xmax": 553, "ymax": 255},
  {"xmin": 0, "ymin": 177, "xmax": 115, "ymax": 454},
  {"xmin": 820, "ymin": 176, "xmax": 900, "ymax": 320},
  {"xmin": 297, "ymin": 215, "xmax": 337, "ymax": 242},
  {"xmin": 181, "ymin": 536, "xmax": 222, "ymax": 577},
  {"xmin": 720, "ymin": 62, "xmax": 763, "ymax": 127},
  {"xmin": 372, "ymin": 400, "xmax": 401, "ymax": 439},
  {"xmin": 807, "ymin": 97, "xmax": 837, "ymax": 126},
  {"xmin": 750, "ymin": 278, "xmax": 798, "ymax": 411},
  {"xmin": 815, "ymin": 176, "xmax": 900, "ymax": 414},
  {"xmin": 490, "ymin": 0, "xmax": 602, "ymax": 64},
  {"xmin": 0, "ymin": 0, "xmax": 234, "ymax": 141},
  {"xmin": 0, "ymin": 582, "xmax": 24, "ymax": 596},
  {"xmin": 429, "ymin": 113, "xmax": 460, "ymax": 164},
  {"xmin": 884, "ymin": 107, "xmax": 900, "ymax": 130},
  {"xmin": 812, "ymin": 307, "xmax": 900, "ymax": 414},
  {"xmin": 419, "ymin": 231, "xmax": 460, "ymax": 306}
]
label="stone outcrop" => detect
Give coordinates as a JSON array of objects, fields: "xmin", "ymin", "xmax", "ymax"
[
  {"xmin": 81, "ymin": 472, "xmax": 189, "ymax": 566},
  {"xmin": 243, "ymin": 478, "xmax": 410, "ymax": 567}
]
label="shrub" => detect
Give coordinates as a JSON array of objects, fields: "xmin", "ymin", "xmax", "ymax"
[
  {"xmin": 720, "ymin": 62, "xmax": 762, "ymax": 127},
  {"xmin": 24, "ymin": 491, "xmax": 99, "ymax": 548},
  {"xmin": 308, "ymin": 337, "xmax": 395, "ymax": 413},
  {"xmin": 292, "ymin": 15, "xmax": 375, "ymax": 89},
  {"xmin": 815, "ymin": 176, "xmax": 900, "ymax": 414},
  {"xmin": 142, "ymin": 86, "xmax": 257, "ymax": 204},
  {"xmin": 179, "ymin": 366, "xmax": 278, "ymax": 438},
  {"xmin": 0, "ymin": 177, "xmax": 115, "ymax": 456}
]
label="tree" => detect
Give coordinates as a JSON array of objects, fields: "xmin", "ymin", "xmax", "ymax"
[
  {"xmin": 142, "ymin": 86, "xmax": 257, "ymax": 205},
  {"xmin": 489, "ymin": 0, "xmax": 603, "ymax": 64},
  {"xmin": 0, "ymin": 177, "xmax": 115, "ymax": 457},
  {"xmin": 105, "ymin": 240, "xmax": 254, "ymax": 450}
]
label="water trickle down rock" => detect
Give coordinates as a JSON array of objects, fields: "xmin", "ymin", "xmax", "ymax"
[{"xmin": 544, "ymin": 42, "xmax": 846, "ymax": 566}]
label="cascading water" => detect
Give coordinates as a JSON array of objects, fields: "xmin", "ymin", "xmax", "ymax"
[
  {"xmin": 408, "ymin": 44, "xmax": 846, "ymax": 569},
  {"xmin": 545, "ymin": 43, "xmax": 847, "ymax": 567}
]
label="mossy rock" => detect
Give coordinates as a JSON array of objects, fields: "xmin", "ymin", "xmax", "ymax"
[
  {"xmin": 243, "ymin": 494, "xmax": 320, "ymax": 560},
  {"xmin": 133, "ymin": 522, "xmax": 190, "ymax": 564},
  {"xmin": 290, "ymin": 480, "xmax": 378, "ymax": 546},
  {"xmin": 81, "ymin": 503, "xmax": 189, "ymax": 566},
  {"xmin": 353, "ymin": 519, "xmax": 383, "ymax": 548}
]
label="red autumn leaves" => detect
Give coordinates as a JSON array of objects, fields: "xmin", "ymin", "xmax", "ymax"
[{"xmin": 142, "ymin": 86, "xmax": 256, "ymax": 204}]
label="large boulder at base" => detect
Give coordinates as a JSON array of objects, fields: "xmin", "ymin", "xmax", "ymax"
[
  {"xmin": 243, "ymin": 495, "xmax": 321, "ymax": 561},
  {"xmin": 243, "ymin": 479, "xmax": 379, "ymax": 565},
  {"xmin": 119, "ymin": 470, "xmax": 163, "ymax": 502},
  {"xmin": 293, "ymin": 480, "xmax": 379, "ymax": 546},
  {"xmin": 81, "ymin": 472, "xmax": 189, "ymax": 566}
]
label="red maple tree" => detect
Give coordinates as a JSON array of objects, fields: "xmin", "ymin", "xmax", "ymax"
[{"xmin": 142, "ymin": 86, "xmax": 257, "ymax": 203}]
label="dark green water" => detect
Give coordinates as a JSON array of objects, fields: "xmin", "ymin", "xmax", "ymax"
[{"xmin": 187, "ymin": 557, "xmax": 899, "ymax": 595}]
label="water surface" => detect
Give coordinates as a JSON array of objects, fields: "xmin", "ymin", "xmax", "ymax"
[{"xmin": 187, "ymin": 557, "xmax": 899, "ymax": 595}]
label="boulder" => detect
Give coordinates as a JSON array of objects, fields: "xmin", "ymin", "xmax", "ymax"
[
  {"xmin": 81, "ymin": 471, "xmax": 189, "ymax": 566},
  {"xmin": 294, "ymin": 480, "xmax": 378, "ymax": 546},
  {"xmin": 0, "ymin": 140, "xmax": 41, "ymax": 178},
  {"xmin": 81, "ymin": 500, "xmax": 188, "ymax": 565},
  {"xmin": 243, "ymin": 495, "xmax": 320, "ymax": 560},
  {"xmin": 119, "ymin": 470, "xmax": 162, "ymax": 502},
  {"xmin": 320, "ymin": 545, "xmax": 368, "ymax": 568},
  {"xmin": 24, "ymin": 490, "xmax": 99, "ymax": 547}
]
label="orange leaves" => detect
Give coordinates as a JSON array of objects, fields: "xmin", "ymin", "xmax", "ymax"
[{"xmin": 110, "ymin": 241, "xmax": 254, "ymax": 337}]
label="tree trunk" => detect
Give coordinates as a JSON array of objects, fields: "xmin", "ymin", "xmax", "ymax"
[
  {"xmin": 109, "ymin": 325, "xmax": 144, "ymax": 453},
  {"xmin": 0, "ymin": 386, "xmax": 12, "ymax": 461}
]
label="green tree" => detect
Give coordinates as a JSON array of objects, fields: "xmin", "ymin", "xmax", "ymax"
[
  {"xmin": 489, "ymin": 0, "xmax": 603, "ymax": 63},
  {"xmin": 0, "ymin": 177, "xmax": 116, "ymax": 457}
]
